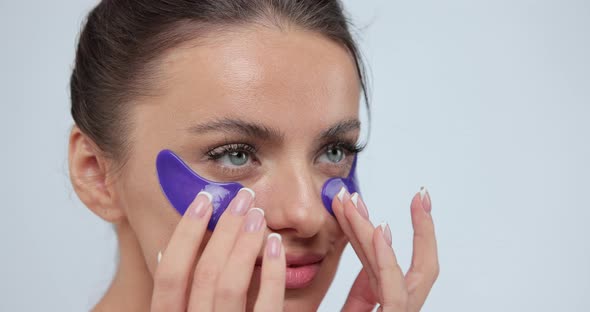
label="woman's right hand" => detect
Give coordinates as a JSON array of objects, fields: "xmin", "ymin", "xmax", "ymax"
[{"xmin": 150, "ymin": 189, "xmax": 286, "ymax": 312}]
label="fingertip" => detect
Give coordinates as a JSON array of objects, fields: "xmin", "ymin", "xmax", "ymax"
[
  {"xmin": 373, "ymin": 222, "xmax": 394, "ymax": 255},
  {"xmin": 337, "ymin": 186, "xmax": 347, "ymax": 202},
  {"xmin": 332, "ymin": 187, "xmax": 349, "ymax": 214},
  {"xmin": 197, "ymin": 190, "xmax": 213, "ymax": 203},
  {"xmin": 372, "ymin": 221, "xmax": 401, "ymax": 271},
  {"xmin": 267, "ymin": 232, "xmax": 282, "ymax": 243},
  {"xmin": 265, "ymin": 233, "xmax": 282, "ymax": 259},
  {"xmin": 419, "ymin": 186, "xmax": 427, "ymax": 201},
  {"xmin": 415, "ymin": 186, "xmax": 432, "ymax": 214},
  {"xmin": 410, "ymin": 189, "xmax": 427, "ymax": 217},
  {"xmin": 410, "ymin": 192, "xmax": 422, "ymax": 214},
  {"xmin": 420, "ymin": 186, "xmax": 432, "ymax": 213},
  {"xmin": 239, "ymin": 187, "xmax": 256, "ymax": 199},
  {"xmin": 379, "ymin": 222, "xmax": 392, "ymax": 246},
  {"xmin": 410, "ymin": 191, "xmax": 434, "ymax": 232}
]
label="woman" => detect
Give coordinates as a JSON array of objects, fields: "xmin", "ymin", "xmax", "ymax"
[{"xmin": 68, "ymin": 0, "xmax": 439, "ymax": 311}]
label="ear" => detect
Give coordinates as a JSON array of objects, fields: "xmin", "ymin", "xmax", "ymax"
[{"xmin": 68, "ymin": 125, "xmax": 125, "ymax": 223}]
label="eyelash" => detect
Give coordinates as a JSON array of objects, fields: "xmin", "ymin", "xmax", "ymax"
[
  {"xmin": 206, "ymin": 143, "xmax": 257, "ymax": 161},
  {"xmin": 322, "ymin": 140, "xmax": 366, "ymax": 156},
  {"xmin": 205, "ymin": 140, "xmax": 365, "ymax": 174}
]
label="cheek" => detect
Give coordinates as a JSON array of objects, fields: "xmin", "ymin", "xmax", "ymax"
[
  {"xmin": 326, "ymin": 222, "xmax": 348, "ymax": 268},
  {"xmin": 332, "ymin": 224, "xmax": 348, "ymax": 246},
  {"xmin": 115, "ymin": 154, "xmax": 184, "ymax": 275}
]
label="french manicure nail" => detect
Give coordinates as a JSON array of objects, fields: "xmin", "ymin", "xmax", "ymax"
[
  {"xmin": 244, "ymin": 208, "xmax": 265, "ymax": 232},
  {"xmin": 266, "ymin": 233, "xmax": 282, "ymax": 258},
  {"xmin": 187, "ymin": 191, "xmax": 212, "ymax": 218},
  {"xmin": 241, "ymin": 187, "xmax": 256, "ymax": 199},
  {"xmin": 419, "ymin": 186, "xmax": 432, "ymax": 213},
  {"xmin": 337, "ymin": 186, "xmax": 350, "ymax": 203},
  {"xmin": 230, "ymin": 187, "xmax": 256, "ymax": 216},
  {"xmin": 350, "ymin": 193, "xmax": 369, "ymax": 219},
  {"xmin": 379, "ymin": 222, "xmax": 392, "ymax": 246}
]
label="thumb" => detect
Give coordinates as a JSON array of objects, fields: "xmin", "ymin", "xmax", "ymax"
[{"xmin": 341, "ymin": 269, "xmax": 378, "ymax": 312}]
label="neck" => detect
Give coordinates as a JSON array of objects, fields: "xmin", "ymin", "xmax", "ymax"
[{"xmin": 93, "ymin": 220, "xmax": 153, "ymax": 312}]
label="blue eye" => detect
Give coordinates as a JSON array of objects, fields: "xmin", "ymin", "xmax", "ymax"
[
  {"xmin": 319, "ymin": 146, "xmax": 346, "ymax": 164},
  {"xmin": 327, "ymin": 147, "xmax": 345, "ymax": 163},
  {"xmin": 223, "ymin": 151, "xmax": 249, "ymax": 166},
  {"xmin": 318, "ymin": 141, "xmax": 366, "ymax": 165},
  {"xmin": 206, "ymin": 143, "xmax": 255, "ymax": 168}
]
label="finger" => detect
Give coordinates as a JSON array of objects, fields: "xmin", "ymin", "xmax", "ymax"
[
  {"xmin": 331, "ymin": 188, "xmax": 378, "ymax": 290},
  {"xmin": 373, "ymin": 223, "xmax": 407, "ymax": 312},
  {"xmin": 254, "ymin": 233, "xmax": 286, "ymax": 312},
  {"xmin": 341, "ymin": 269, "xmax": 377, "ymax": 312},
  {"xmin": 151, "ymin": 192, "xmax": 213, "ymax": 312},
  {"xmin": 341, "ymin": 192, "xmax": 381, "ymax": 293},
  {"xmin": 406, "ymin": 187, "xmax": 439, "ymax": 312},
  {"xmin": 214, "ymin": 208, "xmax": 267, "ymax": 311},
  {"xmin": 188, "ymin": 188, "xmax": 256, "ymax": 311}
]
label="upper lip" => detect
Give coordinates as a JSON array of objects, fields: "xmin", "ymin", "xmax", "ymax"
[{"xmin": 255, "ymin": 253, "xmax": 325, "ymax": 267}]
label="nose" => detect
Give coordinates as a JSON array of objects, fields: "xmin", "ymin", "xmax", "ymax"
[{"xmin": 260, "ymin": 160, "xmax": 328, "ymax": 238}]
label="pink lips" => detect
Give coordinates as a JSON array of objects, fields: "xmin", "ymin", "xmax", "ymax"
[
  {"xmin": 255, "ymin": 253, "xmax": 324, "ymax": 289},
  {"xmin": 285, "ymin": 262, "xmax": 321, "ymax": 288}
]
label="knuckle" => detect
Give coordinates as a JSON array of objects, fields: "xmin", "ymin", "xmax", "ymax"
[
  {"xmin": 430, "ymin": 262, "xmax": 440, "ymax": 282},
  {"xmin": 420, "ymin": 259, "xmax": 440, "ymax": 285},
  {"xmin": 154, "ymin": 269, "xmax": 186, "ymax": 292},
  {"xmin": 193, "ymin": 265, "xmax": 218, "ymax": 284},
  {"xmin": 414, "ymin": 227, "xmax": 435, "ymax": 241},
  {"xmin": 383, "ymin": 288, "xmax": 408, "ymax": 309},
  {"xmin": 378, "ymin": 261, "xmax": 401, "ymax": 276},
  {"xmin": 216, "ymin": 281, "xmax": 246, "ymax": 300}
]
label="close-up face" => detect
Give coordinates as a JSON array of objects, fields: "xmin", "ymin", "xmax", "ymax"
[{"xmin": 110, "ymin": 24, "xmax": 362, "ymax": 310}]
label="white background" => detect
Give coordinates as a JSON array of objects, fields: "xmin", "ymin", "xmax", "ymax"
[{"xmin": 1, "ymin": 0, "xmax": 589, "ymax": 311}]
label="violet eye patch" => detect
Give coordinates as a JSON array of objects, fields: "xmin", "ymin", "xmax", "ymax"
[{"xmin": 156, "ymin": 149, "xmax": 360, "ymax": 230}]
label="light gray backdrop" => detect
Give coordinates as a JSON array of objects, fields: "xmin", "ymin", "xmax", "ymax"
[{"xmin": 1, "ymin": 0, "xmax": 588, "ymax": 311}]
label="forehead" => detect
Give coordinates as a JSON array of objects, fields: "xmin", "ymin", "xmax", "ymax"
[{"xmin": 138, "ymin": 25, "xmax": 361, "ymax": 140}]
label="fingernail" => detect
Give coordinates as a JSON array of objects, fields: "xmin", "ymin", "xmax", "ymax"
[
  {"xmin": 157, "ymin": 250, "xmax": 162, "ymax": 264},
  {"xmin": 379, "ymin": 222, "xmax": 392, "ymax": 246},
  {"xmin": 419, "ymin": 186, "xmax": 432, "ymax": 213},
  {"xmin": 187, "ymin": 191, "xmax": 212, "ymax": 218},
  {"xmin": 266, "ymin": 233, "xmax": 282, "ymax": 258},
  {"xmin": 350, "ymin": 193, "xmax": 369, "ymax": 219},
  {"xmin": 337, "ymin": 186, "xmax": 350, "ymax": 203},
  {"xmin": 243, "ymin": 208, "xmax": 265, "ymax": 232},
  {"xmin": 230, "ymin": 187, "xmax": 256, "ymax": 216}
]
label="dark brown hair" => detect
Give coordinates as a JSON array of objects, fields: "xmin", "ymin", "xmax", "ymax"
[{"xmin": 70, "ymin": 0, "xmax": 370, "ymax": 164}]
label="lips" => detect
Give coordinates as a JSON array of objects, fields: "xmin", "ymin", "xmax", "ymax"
[{"xmin": 255, "ymin": 253, "xmax": 324, "ymax": 289}]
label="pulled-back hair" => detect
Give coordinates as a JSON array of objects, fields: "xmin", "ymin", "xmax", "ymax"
[{"xmin": 70, "ymin": 0, "xmax": 369, "ymax": 163}]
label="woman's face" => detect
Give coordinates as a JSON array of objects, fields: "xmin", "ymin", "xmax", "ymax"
[{"xmin": 113, "ymin": 25, "xmax": 361, "ymax": 310}]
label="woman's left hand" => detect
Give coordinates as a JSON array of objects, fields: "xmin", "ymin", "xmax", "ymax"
[{"xmin": 332, "ymin": 187, "xmax": 439, "ymax": 312}]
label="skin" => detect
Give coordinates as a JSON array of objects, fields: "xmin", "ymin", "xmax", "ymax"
[{"xmin": 68, "ymin": 23, "xmax": 439, "ymax": 311}]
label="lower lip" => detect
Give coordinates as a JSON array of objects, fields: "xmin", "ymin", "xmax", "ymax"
[
  {"xmin": 285, "ymin": 262, "xmax": 321, "ymax": 289},
  {"xmin": 253, "ymin": 261, "xmax": 322, "ymax": 289}
]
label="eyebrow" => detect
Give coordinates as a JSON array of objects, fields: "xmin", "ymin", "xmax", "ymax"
[
  {"xmin": 186, "ymin": 117, "xmax": 361, "ymax": 142},
  {"xmin": 318, "ymin": 119, "xmax": 361, "ymax": 141},
  {"xmin": 187, "ymin": 118, "xmax": 284, "ymax": 141}
]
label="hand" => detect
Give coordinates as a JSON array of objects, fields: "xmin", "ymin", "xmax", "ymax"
[
  {"xmin": 332, "ymin": 187, "xmax": 439, "ymax": 312},
  {"xmin": 150, "ymin": 189, "xmax": 286, "ymax": 312}
]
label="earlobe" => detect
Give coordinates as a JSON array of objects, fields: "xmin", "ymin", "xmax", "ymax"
[{"xmin": 68, "ymin": 126, "xmax": 125, "ymax": 223}]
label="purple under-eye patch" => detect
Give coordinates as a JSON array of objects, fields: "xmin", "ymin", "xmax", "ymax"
[
  {"xmin": 156, "ymin": 149, "xmax": 244, "ymax": 231},
  {"xmin": 156, "ymin": 149, "xmax": 360, "ymax": 230},
  {"xmin": 320, "ymin": 154, "xmax": 360, "ymax": 215}
]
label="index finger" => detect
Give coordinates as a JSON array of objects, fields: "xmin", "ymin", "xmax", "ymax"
[
  {"xmin": 151, "ymin": 191, "xmax": 213, "ymax": 312},
  {"xmin": 406, "ymin": 187, "xmax": 439, "ymax": 311}
]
